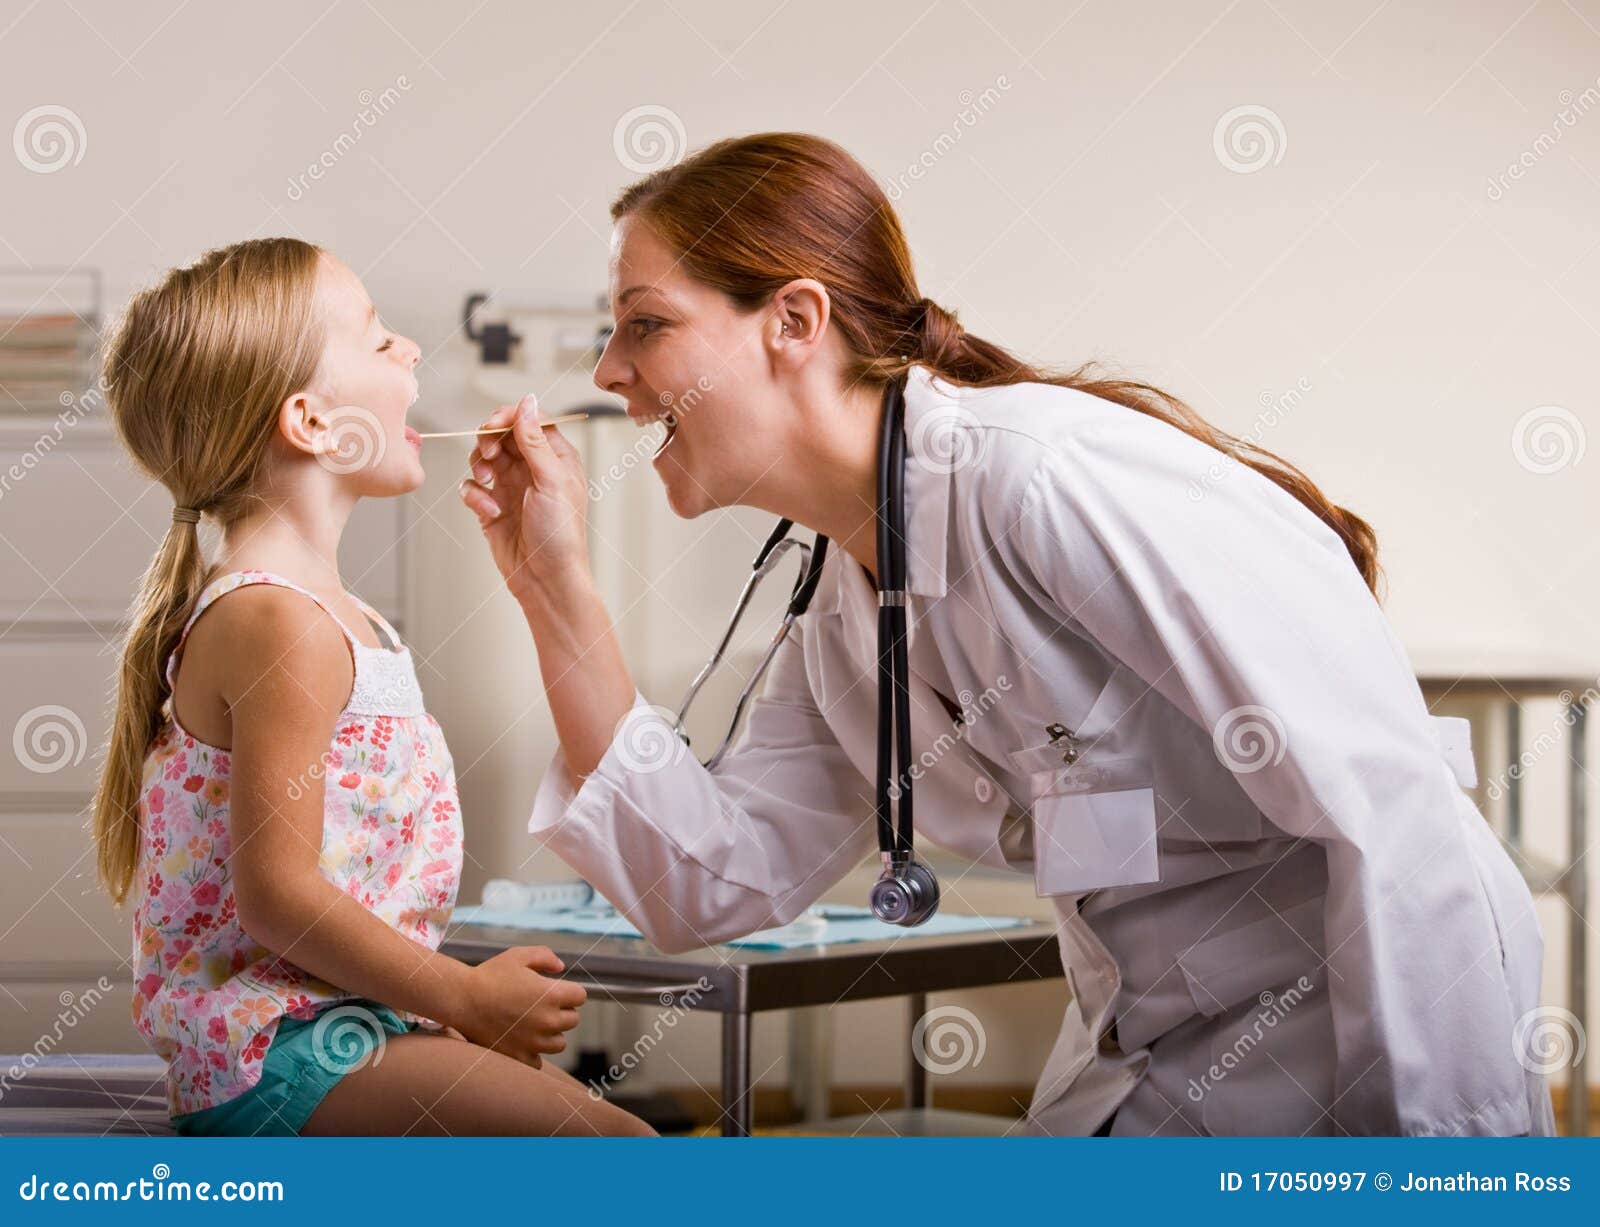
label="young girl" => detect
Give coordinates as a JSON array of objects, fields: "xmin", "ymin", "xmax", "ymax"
[{"xmin": 91, "ymin": 237, "xmax": 653, "ymax": 1137}]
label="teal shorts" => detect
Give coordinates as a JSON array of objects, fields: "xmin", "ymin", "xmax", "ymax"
[{"xmin": 172, "ymin": 1000, "xmax": 418, "ymax": 1137}]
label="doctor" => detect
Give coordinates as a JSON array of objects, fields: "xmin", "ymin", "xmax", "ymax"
[{"xmin": 459, "ymin": 133, "xmax": 1553, "ymax": 1137}]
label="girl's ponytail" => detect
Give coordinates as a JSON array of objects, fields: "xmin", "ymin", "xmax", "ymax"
[{"xmin": 93, "ymin": 516, "xmax": 207, "ymax": 904}]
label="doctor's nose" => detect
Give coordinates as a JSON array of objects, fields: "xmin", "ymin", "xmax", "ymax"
[{"xmin": 593, "ymin": 331, "xmax": 632, "ymax": 395}]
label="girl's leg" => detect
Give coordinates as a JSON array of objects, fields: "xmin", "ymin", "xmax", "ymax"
[{"xmin": 301, "ymin": 1031, "xmax": 656, "ymax": 1136}]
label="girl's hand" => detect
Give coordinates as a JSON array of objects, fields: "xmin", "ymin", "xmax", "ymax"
[
  {"xmin": 460, "ymin": 394, "xmax": 591, "ymax": 604},
  {"xmin": 456, "ymin": 944, "xmax": 587, "ymax": 1069}
]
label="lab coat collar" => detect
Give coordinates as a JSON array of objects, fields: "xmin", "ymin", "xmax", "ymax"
[{"xmin": 810, "ymin": 365, "xmax": 956, "ymax": 615}]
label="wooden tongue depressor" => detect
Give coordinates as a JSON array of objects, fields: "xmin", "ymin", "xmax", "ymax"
[{"xmin": 415, "ymin": 411, "xmax": 590, "ymax": 439}]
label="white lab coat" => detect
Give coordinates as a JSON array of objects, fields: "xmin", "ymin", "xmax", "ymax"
[{"xmin": 529, "ymin": 365, "xmax": 1554, "ymax": 1136}]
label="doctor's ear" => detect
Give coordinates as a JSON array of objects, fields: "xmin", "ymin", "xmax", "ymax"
[
  {"xmin": 278, "ymin": 391, "xmax": 325, "ymax": 457},
  {"xmin": 769, "ymin": 279, "xmax": 830, "ymax": 367}
]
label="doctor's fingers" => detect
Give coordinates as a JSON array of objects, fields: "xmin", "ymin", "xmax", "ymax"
[
  {"xmin": 458, "ymin": 476, "xmax": 503, "ymax": 524},
  {"xmin": 475, "ymin": 400, "xmax": 522, "ymax": 460}
]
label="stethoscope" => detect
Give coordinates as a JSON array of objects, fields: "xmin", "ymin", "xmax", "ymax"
[{"xmin": 672, "ymin": 375, "xmax": 941, "ymax": 927}]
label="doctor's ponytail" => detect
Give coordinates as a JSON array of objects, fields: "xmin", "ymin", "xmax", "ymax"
[{"xmin": 613, "ymin": 133, "xmax": 1380, "ymax": 596}]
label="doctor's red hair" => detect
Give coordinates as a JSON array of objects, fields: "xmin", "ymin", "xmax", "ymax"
[{"xmin": 611, "ymin": 132, "xmax": 1380, "ymax": 596}]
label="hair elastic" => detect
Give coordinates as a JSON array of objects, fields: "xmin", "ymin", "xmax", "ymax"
[{"xmin": 171, "ymin": 506, "xmax": 201, "ymax": 524}]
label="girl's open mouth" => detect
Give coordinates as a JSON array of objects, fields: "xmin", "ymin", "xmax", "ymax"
[{"xmin": 403, "ymin": 425, "xmax": 422, "ymax": 450}]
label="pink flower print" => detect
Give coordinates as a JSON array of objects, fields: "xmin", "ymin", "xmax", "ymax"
[
  {"xmin": 148, "ymin": 786, "xmax": 166, "ymax": 813},
  {"xmin": 192, "ymin": 1069, "xmax": 211, "ymax": 1097},
  {"xmin": 326, "ymin": 748, "xmax": 343, "ymax": 770},
  {"xmin": 240, "ymin": 1031, "xmax": 272, "ymax": 1065},
  {"xmin": 361, "ymin": 814, "xmax": 379, "ymax": 832},
  {"xmin": 203, "ymin": 779, "xmax": 229, "ymax": 806},
  {"xmin": 193, "ymin": 880, "xmax": 220, "ymax": 907},
  {"xmin": 384, "ymin": 862, "xmax": 403, "ymax": 889},
  {"xmin": 283, "ymin": 993, "xmax": 314, "ymax": 1018},
  {"xmin": 183, "ymin": 774, "xmax": 204, "ymax": 793},
  {"xmin": 420, "ymin": 858, "xmax": 452, "ymax": 882},
  {"xmin": 187, "ymin": 835, "xmax": 209, "ymax": 859},
  {"xmin": 336, "ymin": 722, "xmax": 365, "ymax": 747},
  {"xmin": 369, "ymin": 752, "xmax": 387, "ymax": 773},
  {"xmin": 149, "ymin": 836, "xmax": 167, "ymax": 859},
  {"xmin": 361, "ymin": 777, "xmax": 385, "ymax": 803},
  {"xmin": 207, "ymin": 817, "xmax": 225, "ymax": 840},
  {"xmin": 432, "ymin": 798, "xmax": 457, "ymax": 821},
  {"xmin": 146, "ymin": 871, "xmax": 163, "ymax": 900},
  {"xmin": 219, "ymin": 895, "xmax": 236, "ymax": 925},
  {"xmin": 213, "ymin": 752, "xmax": 231, "ymax": 774},
  {"xmin": 138, "ymin": 973, "xmax": 164, "ymax": 1002},
  {"xmin": 400, "ymin": 811, "xmax": 415, "ymax": 845},
  {"xmin": 207, "ymin": 1014, "xmax": 229, "ymax": 1045},
  {"xmin": 163, "ymin": 937, "xmax": 194, "ymax": 970},
  {"xmin": 182, "ymin": 911, "xmax": 214, "ymax": 938},
  {"xmin": 207, "ymin": 1049, "xmax": 227, "ymax": 1072},
  {"xmin": 339, "ymin": 772, "xmax": 361, "ymax": 790},
  {"xmin": 428, "ymin": 825, "xmax": 458, "ymax": 854}
]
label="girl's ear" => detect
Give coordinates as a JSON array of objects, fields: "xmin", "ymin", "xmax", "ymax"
[{"xmin": 278, "ymin": 391, "xmax": 322, "ymax": 456}]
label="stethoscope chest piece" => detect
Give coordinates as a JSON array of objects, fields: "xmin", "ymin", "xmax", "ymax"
[{"xmin": 870, "ymin": 855, "xmax": 941, "ymax": 927}]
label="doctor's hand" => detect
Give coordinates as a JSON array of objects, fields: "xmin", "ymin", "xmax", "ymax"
[
  {"xmin": 455, "ymin": 945, "xmax": 587, "ymax": 1069},
  {"xmin": 460, "ymin": 394, "xmax": 590, "ymax": 604}
]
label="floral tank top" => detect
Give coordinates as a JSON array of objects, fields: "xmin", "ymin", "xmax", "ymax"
[{"xmin": 130, "ymin": 570, "xmax": 463, "ymax": 1116}]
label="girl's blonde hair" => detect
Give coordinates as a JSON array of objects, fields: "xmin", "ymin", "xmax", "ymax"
[{"xmin": 93, "ymin": 237, "xmax": 326, "ymax": 905}]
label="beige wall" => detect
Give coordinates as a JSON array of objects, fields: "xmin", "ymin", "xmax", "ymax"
[{"xmin": 1, "ymin": 0, "xmax": 1596, "ymax": 1097}]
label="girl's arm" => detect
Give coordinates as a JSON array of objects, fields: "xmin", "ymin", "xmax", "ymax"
[{"xmin": 217, "ymin": 585, "xmax": 585, "ymax": 1065}]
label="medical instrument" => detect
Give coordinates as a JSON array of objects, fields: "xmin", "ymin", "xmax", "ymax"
[
  {"xmin": 415, "ymin": 410, "xmax": 590, "ymax": 439},
  {"xmin": 671, "ymin": 376, "xmax": 941, "ymax": 926}
]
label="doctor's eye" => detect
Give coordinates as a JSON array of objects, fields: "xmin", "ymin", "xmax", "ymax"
[{"xmin": 629, "ymin": 316, "xmax": 664, "ymax": 339}]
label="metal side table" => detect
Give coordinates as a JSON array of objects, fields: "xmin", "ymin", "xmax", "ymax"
[
  {"xmin": 442, "ymin": 920, "xmax": 1063, "ymax": 1135},
  {"xmin": 1419, "ymin": 669, "xmax": 1592, "ymax": 1137}
]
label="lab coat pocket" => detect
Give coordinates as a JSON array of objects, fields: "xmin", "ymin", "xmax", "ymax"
[
  {"xmin": 1017, "ymin": 753, "xmax": 1161, "ymax": 896},
  {"xmin": 1175, "ymin": 897, "xmax": 1323, "ymax": 1019}
]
